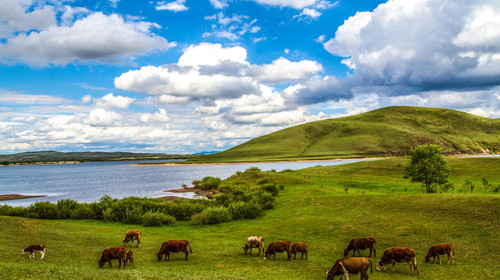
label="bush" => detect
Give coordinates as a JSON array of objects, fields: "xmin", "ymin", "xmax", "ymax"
[
  {"xmin": 252, "ymin": 192, "xmax": 275, "ymax": 210},
  {"xmin": 27, "ymin": 201, "xmax": 59, "ymax": 219},
  {"xmin": 142, "ymin": 212, "xmax": 176, "ymax": 227},
  {"xmin": 169, "ymin": 201, "xmax": 205, "ymax": 221},
  {"xmin": 70, "ymin": 204, "xmax": 95, "ymax": 220},
  {"xmin": 199, "ymin": 176, "xmax": 222, "ymax": 191},
  {"xmin": 192, "ymin": 207, "xmax": 232, "ymax": 225},
  {"xmin": 257, "ymin": 178, "xmax": 270, "ymax": 185},
  {"xmin": 57, "ymin": 199, "xmax": 78, "ymax": 219},
  {"xmin": 229, "ymin": 201, "xmax": 263, "ymax": 220},
  {"xmin": 246, "ymin": 167, "xmax": 261, "ymax": 172},
  {"xmin": 261, "ymin": 184, "xmax": 279, "ymax": 196}
]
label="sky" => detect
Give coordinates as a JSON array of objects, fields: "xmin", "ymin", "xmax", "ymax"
[{"xmin": 0, "ymin": 0, "xmax": 499, "ymax": 154}]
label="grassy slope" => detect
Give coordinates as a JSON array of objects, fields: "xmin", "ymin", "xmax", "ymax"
[
  {"xmin": 190, "ymin": 106, "xmax": 500, "ymax": 163},
  {"xmin": 0, "ymin": 157, "xmax": 499, "ymax": 279}
]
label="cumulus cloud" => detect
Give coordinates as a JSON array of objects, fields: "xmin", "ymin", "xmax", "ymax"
[
  {"xmin": 0, "ymin": 0, "xmax": 56, "ymax": 37},
  {"xmin": 139, "ymin": 108, "xmax": 170, "ymax": 123},
  {"xmin": 115, "ymin": 43, "xmax": 323, "ymax": 104},
  {"xmin": 203, "ymin": 12, "xmax": 260, "ymax": 41},
  {"xmin": 156, "ymin": 0, "xmax": 189, "ymax": 12},
  {"xmin": 294, "ymin": 0, "xmax": 500, "ymax": 107},
  {"xmin": 85, "ymin": 108, "xmax": 122, "ymax": 126},
  {"xmin": 93, "ymin": 93, "xmax": 135, "ymax": 109},
  {"xmin": 0, "ymin": 7, "xmax": 174, "ymax": 66},
  {"xmin": 210, "ymin": 0, "xmax": 229, "ymax": 9}
]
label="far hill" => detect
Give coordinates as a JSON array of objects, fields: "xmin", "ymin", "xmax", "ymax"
[
  {"xmin": 189, "ymin": 106, "xmax": 500, "ymax": 163},
  {"xmin": 0, "ymin": 151, "xmax": 192, "ymax": 165}
]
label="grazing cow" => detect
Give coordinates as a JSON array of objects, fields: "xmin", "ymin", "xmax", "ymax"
[
  {"xmin": 344, "ymin": 237, "xmax": 376, "ymax": 257},
  {"xmin": 123, "ymin": 230, "xmax": 142, "ymax": 248},
  {"xmin": 425, "ymin": 243, "xmax": 455, "ymax": 264},
  {"xmin": 242, "ymin": 236, "xmax": 265, "ymax": 256},
  {"xmin": 326, "ymin": 257, "xmax": 372, "ymax": 280},
  {"xmin": 98, "ymin": 247, "xmax": 127, "ymax": 269},
  {"xmin": 126, "ymin": 250, "xmax": 134, "ymax": 266},
  {"xmin": 156, "ymin": 240, "xmax": 193, "ymax": 261},
  {"xmin": 263, "ymin": 241, "xmax": 291, "ymax": 261},
  {"xmin": 291, "ymin": 242, "xmax": 308, "ymax": 260},
  {"xmin": 22, "ymin": 245, "xmax": 46, "ymax": 259},
  {"xmin": 376, "ymin": 247, "xmax": 419, "ymax": 275}
]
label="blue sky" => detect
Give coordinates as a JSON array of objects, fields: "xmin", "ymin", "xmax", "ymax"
[{"xmin": 0, "ymin": 0, "xmax": 499, "ymax": 154}]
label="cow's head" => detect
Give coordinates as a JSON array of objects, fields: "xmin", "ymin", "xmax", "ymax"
[
  {"xmin": 98, "ymin": 259, "xmax": 105, "ymax": 268},
  {"xmin": 127, "ymin": 251, "xmax": 134, "ymax": 266},
  {"xmin": 21, "ymin": 249, "xmax": 25, "ymax": 255},
  {"xmin": 424, "ymin": 255, "xmax": 431, "ymax": 263},
  {"xmin": 242, "ymin": 244, "xmax": 249, "ymax": 254},
  {"xmin": 343, "ymin": 248, "xmax": 349, "ymax": 257},
  {"xmin": 325, "ymin": 270, "xmax": 335, "ymax": 280},
  {"xmin": 376, "ymin": 259, "xmax": 384, "ymax": 271},
  {"xmin": 156, "ymin": 253, "xmax": 163, "ymax": 261}
]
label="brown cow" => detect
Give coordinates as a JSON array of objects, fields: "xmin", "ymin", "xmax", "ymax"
[
  {"xmin": 326, "ymin": 257, "xmax": 372, "ymax": 280},
  {"xmin": 22, "ymin": 245, "xmax": 46, "ymax": 259},
  {"xmin": 126, "ymin": 250, "xmax": 134, "ymax": 266},
  {"xmin": 344, "ymin": 237, "xmax": 376, "ymax": 257},
  {"xmin": 376, "ymin": 247, "xmax": 419, "ymax": 275},
  {"xmin": 156, "ymin": 240, "xmax": 193, "ymax": 261},
  {"xmin": 263, "ymin": 241, "xmax": 291, "ymax": 261},
  {"xmin": 425, "ymin": 243, "xmax": 455, "ymax": 264},
  {"xmin": 291, "ymin": 242, "xmax": 308, "ymax": 260},
  {"xmin": 242, "ymin": 236, "xmax": 265, "ymax": 256},
  {"xmin": 98, "ymin": 247, "xmax": 127, "ymax": 268},
  {"xmin": 123, "ymin": 229, "xmax": 142, "ymax": 248}
]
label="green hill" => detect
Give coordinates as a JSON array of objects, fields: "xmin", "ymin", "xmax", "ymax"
[{"xmin": 190, "ymin": 106, "xmax": 500, "ymax": 163}]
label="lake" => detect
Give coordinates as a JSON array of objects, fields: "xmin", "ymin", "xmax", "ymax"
[{"xmin": 0, "ymin": 159, "xmax": 369, "ymax": 206}]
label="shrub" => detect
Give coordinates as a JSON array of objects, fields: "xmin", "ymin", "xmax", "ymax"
[
  {"xmin": 199, "ymin": 176, "xmax": 222, "ymax": 191},
  {"xmin": 57, "ymin": 199, "xmax": 78, "ymax": 219},
  {"xmin": 261, "ymin": 184, "xmax": 279, "ymax": 196},
  {"xmin": 229, "ymin": 201, "xmax": 263, "ymax": 220},
  {"xmin": 252, "ymin": 192, "xmax": 275, "ymax": 210},
  {"xmin": 257, "ymin": 178, "xmax": 270, "ymax": 185},
  {"xmin": 246, "ymin": 167, "xmax": 261, "ymax": 172},
  {"xmin": 192, "ymin": 207, "xmax": 232, "ymax": 225},
  {"xmin": 169, "ymin": 201, "xmax": 205, "ymax": 221},
  {"xmin": 70, "ymin": 204, "xmax": 95, "ymax": 220},
  {"xmin": 142, "ymin": 211, "xmax": 176, "ymax": 227},
  {"xmin": 214, "ymin": 193, "xmax": 234, "ymax": 207},
  {"xmin": 27, "ymin": 201, "xmax": 59, "ymax": 219}
]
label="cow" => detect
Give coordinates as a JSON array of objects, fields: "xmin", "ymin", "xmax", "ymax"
[
  {"xmin": 22, "ymin": 245, "xmax": 46, "ymax": 259},
  {"xmin": 242, "ymin": 236, "xmax": 265, "ymax": 256},
  {"xmin": 291, "ymin": 242, "xmax": 308, "ymax": 260},
  {"xmin": 263, "ymin": 241, "xmax": 291, "ymax": 261},
  {"xmin": 425, "ymin": 243, "xmax": 455, "ymax": 264},
  {"xmin": 344, "ymin": 237, "xmax": 376, "ymax": 257},
  {"xmin": 376, "ymin": 247, "xmax": 419, "ymax": 275},
  {"xmin": 123, "ymin": 229, "xmax": 142, "ymax": 248},
  {"xmin": 156, "ymin": 240, "xmax": 193, "ymax": 261},
  {"xmin": 126, "ymin": 250, "xmax": 134, "ymax": 266},
  {"xmin": 326, "ymin": 257, "xmax": 372, "ymax": 280},
  {"xmin": 98, "ymin": 247, "xmax": 127, "ymax": 269}
]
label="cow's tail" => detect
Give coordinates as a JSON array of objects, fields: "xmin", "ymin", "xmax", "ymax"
[{"xmin": 369, "ymin": 259, "xmax": 373, "ymax": 274}]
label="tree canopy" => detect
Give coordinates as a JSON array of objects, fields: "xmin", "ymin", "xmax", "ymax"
[{"xmin": 403, "ymin": 144, "xmax": 451, "ymax": 193}]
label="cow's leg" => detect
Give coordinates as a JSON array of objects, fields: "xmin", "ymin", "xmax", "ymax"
[
  {"xmin": 167, "ymin": 252, "xmax": 170, "ymax": 261},
  {"xmin": 137, "ymin": 238, "xmax": 141, "ymax": 248},
  {"xmin": 257, "ymin": 247, "xmax": 261, "ymax": 256},
  {"xmin": 432, "ymin": 255, "xmax": 436, "ymax": 264},
  {"xmin": 391, "ymin": 262, "xmax": 395, "ymax": 271},
  {"xmin": 249, "ymin": 247, "xmax": 252, "ymax": 255},
  {"xmin": 437, "ymin": 254, "xmax": 441, "ymax": 264},
  {"xmin": 185, "ymin": 250, "xmax": 189, "ymax": 261},
  {"xmin": 305, "ymin": 250, "xmax": 308, "ymax": 260},
  {"xmin": 109, "ymin": 259, "xmax": 112, "ymax": 268},
  {"xmin": 357, "ymin": 248, "xmax": 362, "ymax": 257},
  {"xmin": 40, "ymin": 251, "xmax": 45, "ymax": 259},
  {"xmin": 408, "ymin": 261, "xmax": 413, "ymax": 275}
]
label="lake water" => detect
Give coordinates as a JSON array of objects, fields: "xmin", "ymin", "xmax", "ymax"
[{"xmin": 0, "ymin": 159, "xmax": 367, "ymax": 206}]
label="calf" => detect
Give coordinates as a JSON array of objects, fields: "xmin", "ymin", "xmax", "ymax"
[
  {"xmin": 291, "ymin": 242, "xmax": 308, "ymax": 260},
  {"xmin": 22, "ymin": 245, "xmax": 46, "ymax": 259},
  {"xmin": 126, "ymin": 250, "xmax": 134, "ymax": 266},
  {"xmin": 425, "ymin": 243, "xmax": 455, "ymax": 264},
  {"xmin": 326, "ymin": 257, "xmax": 372, "ymax": 280},
  {"xmin": 263, "ymin": 241, "xmax": 291, "ymax": 261},
  {"xmin": 242, "ymin": 236, "xmax": 265, "ymax": 256},
  {"xmin": 344, "ymin": 237, "xmax": 376, "ymax": 257},
  {"xmin": 98, "ymin": 247, "xmax": 127, "ymax": 269},
  {"xmin": 376, "ymin": 247, "xmax": 419, "ymax": 275},
  {"xmin": 123, "ymin": 229, "xmax": 142, "ymax": 248},
  {"xmin": 156, "ymin": 240, "xmax": 193, "ymax": 261}
]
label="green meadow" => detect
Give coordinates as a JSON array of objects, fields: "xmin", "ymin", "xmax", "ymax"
[{"xmin": 1, "ymin": 157, "xmax": 499, "ymax": 279}]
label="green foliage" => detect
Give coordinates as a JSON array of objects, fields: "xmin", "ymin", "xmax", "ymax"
[
  {"xmin": 462, "ymin": 178, "xmax": 475, "ymax": 193},
  {"xmin": 198, "ymin": 176, "xmax": 222, "ymax": 191},
  {"xmin": 69, "ymin": 204, "xmax": 95, "ymax": 220},
  {"xmin": 192, "ymin": 207, "xmax": 232, "ymax": 225},
  {"xmin": 403, "ymin": 144, "xmax": 451, "ymax": 193},
  {"xmin": 229, "ymin": 201, "xmax": 263, "ymax": 220},
  {"xmin": 142, "ymin": 211, "xmax": 176, "ymax": 226},
  {"xmin": 27, "ymin": 201, "xmax": 59, "ymax": 219}
]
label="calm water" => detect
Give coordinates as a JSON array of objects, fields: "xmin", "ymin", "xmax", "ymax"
[{"xmin": 0, "ymin": 159, "xmax": 367, "ymax": 206}]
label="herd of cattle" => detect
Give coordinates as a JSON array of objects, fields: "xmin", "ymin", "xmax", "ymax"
[{"xmin": 22, "ymin": 230, "xmax": 456, "ymax": 279}]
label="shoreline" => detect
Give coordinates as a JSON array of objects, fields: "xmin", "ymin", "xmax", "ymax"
[
  {"xmin": 134, "ymin": 157, "xmax": 385, "ymax": 166},
  {"xmin": 0, "ymin": 194, "xmax": 47, "ymax": 202}
]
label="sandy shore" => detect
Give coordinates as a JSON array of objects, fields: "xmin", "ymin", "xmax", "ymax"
[{"xmin": 0, "ymin": 194, "xmax": 47, "ymax": 201}]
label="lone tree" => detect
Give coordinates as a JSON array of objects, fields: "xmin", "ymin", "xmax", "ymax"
[{"xmin": 403, "ymin": 144, "xmax": 450, "ymax": 193}]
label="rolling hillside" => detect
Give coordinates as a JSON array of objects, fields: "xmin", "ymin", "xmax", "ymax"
[{"xmin": 190, "ymin": 106, "xmax": 500, "ymax": 163}]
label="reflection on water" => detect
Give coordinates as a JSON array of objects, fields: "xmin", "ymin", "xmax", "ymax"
[{"xmin": 0, "ymin": 159, "xmax": 373, "ymax": 206}]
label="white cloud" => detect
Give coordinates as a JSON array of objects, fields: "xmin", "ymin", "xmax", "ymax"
[
  {"xmin": 93, "ymin": 93, "xmax": 135, "ymax": 109},
  {"xmin": 0, "ymin": 0, "xmax": 56, "ymax": 37},
  {"xmin": 85, "ymin": 108, "xmax": 122, "ymax": 126},
  {"xmin": 251, "ymin": 0, "xmax": 317, "ymax": 9},
  {"xmin": 0, "ymin": 91, "xmax": 71, "ymax": 105},
  {"xmin": 0, "ymin": 11, "xmax": 174, "ymax": 66},
  {"xmin": 294, "ymin": 8, "xmax": 322, "ymax": 21},
  {"xmin": 249, "ymin": 57, "xmax": 323, "ymax": 83},
  {"xmin": 210, "ymin": 0, "xmax": 229, "ymax": 9},
  {"xmin": 178, "ymin": 43, "xmax": 248, "ymax": 66},
  {"xmin": 203, "ymin": 12, "xmax": 260, "ymax": 41},
  {"xmin": 139, "ymin": 108, "xmax": 170, "ymax": 123},
  {"xmin": 156, "ymin": 0, "xmax": 189, "ymax": 12}
]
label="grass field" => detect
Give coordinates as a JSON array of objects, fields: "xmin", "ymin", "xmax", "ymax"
[{"xmin": 1, "ymin": 157, "xmax": 499, "ymax": 279}]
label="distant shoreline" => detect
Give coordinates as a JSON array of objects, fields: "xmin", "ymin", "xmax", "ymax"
[
  {"xmin": 0, "ymin": 194, "xmax": 47, "ymax": 201},
  {"xmin": 134, "ymin": 157, "xmax": 385, "ymax": 166}
]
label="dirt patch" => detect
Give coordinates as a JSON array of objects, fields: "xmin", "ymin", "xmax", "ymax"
[{"xmin": 0, "ymin": 194, "xmax": 46, "ymax": 201}]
